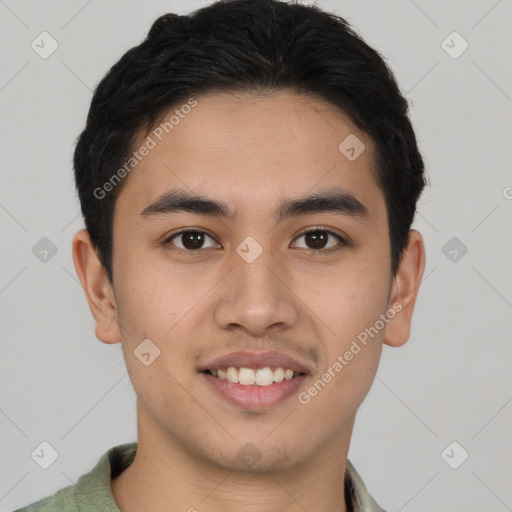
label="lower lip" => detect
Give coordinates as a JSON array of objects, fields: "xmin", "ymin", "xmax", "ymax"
[{"xmin": 201, "ymin": 372, "xmax": 307, "ymax": 410}]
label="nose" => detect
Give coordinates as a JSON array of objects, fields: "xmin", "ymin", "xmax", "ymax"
[{"xmin": 213, "ymin": 241, "xmax": 300, "ymax": 336}]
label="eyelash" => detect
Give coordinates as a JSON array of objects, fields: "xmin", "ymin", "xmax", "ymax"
[{"xmin": 163, "ymin": 227, "xmax": 347, "ymax": 255}]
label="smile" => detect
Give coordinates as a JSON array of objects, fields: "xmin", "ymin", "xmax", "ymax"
[
  {"xmin": 202, "ymin": 368, "xmax": 307, "ymax": 410},
  {"xmin": 204, "ymin": 366, "xmax": 302, "ymax": 386}
]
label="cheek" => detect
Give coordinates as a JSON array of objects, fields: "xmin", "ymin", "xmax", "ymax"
[
  {"xmin": 328, "ymin": 273, "xmax": 390, "ymax": 341},
  {"xmin": 113, "ymin": 266, "xmax": 198, "ymax": 402},
  {"xmin": 112, "ymin": 259, "xmax": 215, "ymax": 389},
  {"xmin": 304, "ymin": 246, "xmax": 390, "ymax": 397},
  {"xmin": 114, "ymin": 246, "xmax": 207, "ymax": 337},
  {"xmin": 301, "ymin": 242, "xmax": 391, "ymax": 338},
  {"xmin": 297, "ymin": 277, "xmax": 387, "ymax": 430}
]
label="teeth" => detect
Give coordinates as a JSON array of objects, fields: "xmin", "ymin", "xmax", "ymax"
[
  {"xmin": 226, "ymin": 366, "xmax": 239, "ymax": 384},
  {"xmin": 255, "ymin": 367, "xmax": 274, "ymax": 386},
  {"xmin": 210, "ymin": 366, "xmax": 300, "ymax": 386},
  {"xmin": 238, "ymin": 367, "xmax": 256, "ymax": 385},
  {"xmin": 284, "ymin": 369, "xmax": 294, "ymax": 380},
  {"xmin": 273, "ymin": 367, "xmax": 284, "ymax": 383}
]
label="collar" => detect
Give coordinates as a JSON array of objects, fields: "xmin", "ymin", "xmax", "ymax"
[{"xmin": 76, "ymin": 442, "xmax": 386, "ymax": 512}]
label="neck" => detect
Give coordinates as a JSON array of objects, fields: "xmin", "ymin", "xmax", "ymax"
[{"xmin": 111, "ymin": 404, "xmax": 353, "ymax": 512}]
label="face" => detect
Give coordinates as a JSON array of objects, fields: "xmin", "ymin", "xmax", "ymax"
[{"xmin": 81, "ymin": 91, "xmax": 417, "ymax": 474}]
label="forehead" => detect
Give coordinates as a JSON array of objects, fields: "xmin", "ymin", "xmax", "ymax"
[{"xmin": 115, "ymin": 90, "xmax": 384, "ymax": 222}]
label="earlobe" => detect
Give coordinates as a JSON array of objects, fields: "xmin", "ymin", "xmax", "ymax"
[
  {"xmin": 384, "ymin": 229, "xmax": 426, "ymax": 347},
  {"xmin": 72, "ymin": 229, "xmax": 122, "ymax": 344}
]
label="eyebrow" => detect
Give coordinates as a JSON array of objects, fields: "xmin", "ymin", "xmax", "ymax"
[{"xmin": 140, "ymin": 187, "xmax": 369, "ymax": 223}]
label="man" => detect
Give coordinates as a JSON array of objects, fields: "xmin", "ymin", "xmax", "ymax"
[{"xmin": 16, "ymin": 0, "xmax": 426, "ymax": 510}]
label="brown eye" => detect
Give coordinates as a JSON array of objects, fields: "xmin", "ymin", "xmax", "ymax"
[
  {"xmin": 292, "ymin": 229, "xmax": 345, "ymax": 252},
  {"xmin": 166, "ymin": 230, "xmax": 219, "ymax": 251},
  {"xmin": 304, "ymin": 230, "xmax": 328, "ymax": 250}
]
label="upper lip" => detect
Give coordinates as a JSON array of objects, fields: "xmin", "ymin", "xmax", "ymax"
[{"xmin": 200, "ymin": 350, "xmax": 312, "ymax": 375}]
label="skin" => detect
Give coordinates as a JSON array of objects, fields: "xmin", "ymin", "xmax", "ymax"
[{"xmin": 73, "ymin": 90, "xmax": 425, "ymax": 512}]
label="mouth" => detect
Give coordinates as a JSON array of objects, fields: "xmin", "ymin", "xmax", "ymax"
[
  {"xmin": 199, "ymin": 351, "xmax": 311, "ymax": 409},
  {"xmin": 203, "ymin": 366, "xmax": 306, "ymax": 385}
]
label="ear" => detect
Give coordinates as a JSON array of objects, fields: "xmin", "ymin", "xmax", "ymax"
[
  {"xmin": 384, "ymin": 229, "xmax": 426, "ymax": 347},
  {"xmin": 72, "ymin": 229, "xmax": 121, "ymax": 344}
]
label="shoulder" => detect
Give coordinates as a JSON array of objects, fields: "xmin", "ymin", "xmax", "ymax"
[
  {"xmin": 12, "ymin": 442, "xmax": 137, "ymax": 512},
  {"xmin": 12, "ymin": 483, "xmax": 75, "ymax": 511}
]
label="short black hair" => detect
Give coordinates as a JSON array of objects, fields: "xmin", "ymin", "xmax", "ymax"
[{"xmin": 74, "ymin": 0, "xmax": 427, "ymax": 283}]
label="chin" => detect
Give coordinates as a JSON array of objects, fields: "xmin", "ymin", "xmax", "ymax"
[{"xmin": 212, "ymin": 443, "xmax": 303, "ymax": 475}]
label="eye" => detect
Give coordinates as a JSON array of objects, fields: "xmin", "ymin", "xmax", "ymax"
[
  {"xmin": 164, "ymin": 227, "xmax": 346, "ymax": 254},
  {"xmin": 291, "ymin": 228, "xmax": 345, "ymax": 252},
  {"xmin": 165, "ymin": 229, "xmax": 220, "ymax": 253}
]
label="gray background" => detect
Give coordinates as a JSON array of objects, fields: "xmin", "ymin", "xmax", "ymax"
[{"xmin": 1, "ymin": 1, "xmax": 511, "ymax": 510}]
